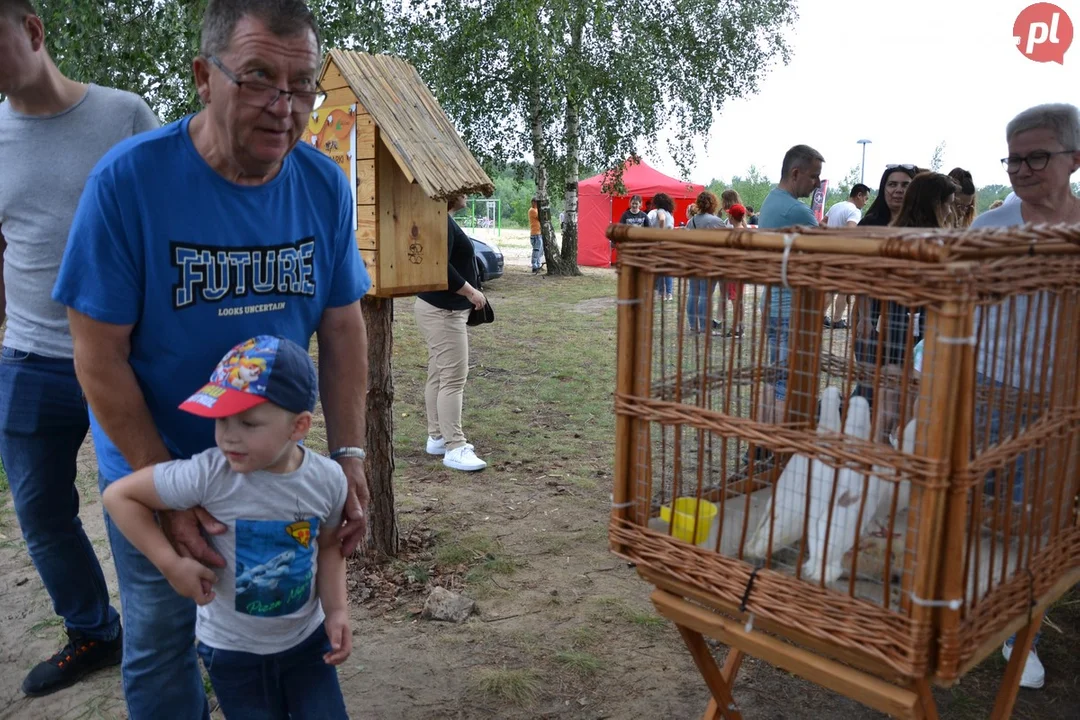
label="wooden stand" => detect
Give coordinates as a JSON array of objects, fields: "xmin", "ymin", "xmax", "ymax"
[{"xmin": 651, "ymin": 589, "xmax": 1044, "ymax": 719}]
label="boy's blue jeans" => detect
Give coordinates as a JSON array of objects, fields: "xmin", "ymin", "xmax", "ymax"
[
  {"xmin": 197, "ymin": 624, "xmax": 348, "ymax": 719},
  {"xmin": 0, "ymin": 347, "xmax": 120, "ymax": 641}
]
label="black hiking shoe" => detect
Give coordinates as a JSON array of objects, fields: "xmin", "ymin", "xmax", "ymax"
[{"xmin": 22, "ymin": 628, "xmax": 123, "ymax": 697}]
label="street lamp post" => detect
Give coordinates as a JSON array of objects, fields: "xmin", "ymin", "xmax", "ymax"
[{"xmin": 857, "ymin": 139, "xmax": 872, "ymax": 185}]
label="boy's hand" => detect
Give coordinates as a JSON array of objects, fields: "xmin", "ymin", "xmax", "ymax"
[
  {"xmin": 323, "ymin": 610, "xmax": 352, "ymax": 665},
  {"xmin": 164, "ymin": 557, "xmax": 218, "ymax": 605}
]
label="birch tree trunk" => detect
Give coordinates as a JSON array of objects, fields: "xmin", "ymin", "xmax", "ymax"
[
  {"xmin": 528, "ymin": 79, "xmax": 564, "ymax": 274},
  {"xmin": 558, "ymin": 12, "xmax": 584, "ymax": 275}
]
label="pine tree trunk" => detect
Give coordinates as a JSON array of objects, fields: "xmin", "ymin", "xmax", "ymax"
[{"xmin": 361, "ymin": 295, "xmax": 399, "ymax": 558}]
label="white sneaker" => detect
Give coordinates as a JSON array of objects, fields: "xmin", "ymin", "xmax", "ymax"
[
  {"xmin": 443, "ymin": 445, "xmax": 487, "ymax": 471},
  {"xmin": 1002, "ymin": 642, "xmax": 1046, "ymax": 689},
  {"xmin": 426, "ymin": 436, "xmax": 446, "ymax": 455}
]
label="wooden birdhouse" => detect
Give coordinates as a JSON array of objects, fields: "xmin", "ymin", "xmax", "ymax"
[{"xmin": 303, "ymin": 50, "xmax": 494, "ymax": 297}]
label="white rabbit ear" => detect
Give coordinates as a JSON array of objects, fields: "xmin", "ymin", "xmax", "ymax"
[
  {"xmin": 844, "ymin": 396, "xmax": 872, "ymax": 440},
  {"xmin": 900, "ymin": 419, "xmax": 918, "ymax": 454},
  {"xmin": 818, "ymin": 387, "xmax": 843, "ymax": 433}
]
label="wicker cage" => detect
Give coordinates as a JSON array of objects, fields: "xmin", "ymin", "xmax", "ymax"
[{"xmin": 608, "ymin": 222, "xmax": 1080, "ymax": 716}]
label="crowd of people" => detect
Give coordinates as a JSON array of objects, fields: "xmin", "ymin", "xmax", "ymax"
[{"xmin": 1, "ymin": 0, "xmax": 1078, "ymax": 714}]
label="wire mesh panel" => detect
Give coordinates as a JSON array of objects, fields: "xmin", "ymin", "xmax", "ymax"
[{"xmin": 609, "ymin": 223, "xmax": 1080, "ymax": 684}]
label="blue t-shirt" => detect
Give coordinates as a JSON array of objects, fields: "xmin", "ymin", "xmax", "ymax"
[
  {"xmin": 757, "ymin": 187, "xmax": 818, "ymax": 319},
  {"xmin": 53, "ymin": 116, "xmax": 370, "ymax": 480}
]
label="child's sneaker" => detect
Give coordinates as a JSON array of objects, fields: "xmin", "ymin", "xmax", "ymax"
[
  {"xmin": 443, "ymin": 445, "xmax": 487, "ymax": 471},
  {"xmin": 426, "ymin": 436, "xmax": 446, "ymax": 456}
]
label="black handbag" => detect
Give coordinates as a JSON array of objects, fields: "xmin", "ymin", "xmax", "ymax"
[{"xmin": 467, "ymin": 300, "xmax": 494, "ymax": 326}]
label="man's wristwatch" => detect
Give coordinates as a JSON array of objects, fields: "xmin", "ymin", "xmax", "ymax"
[{"xmin": 329, "ymin": 447, "xmax": 366, "ymax": 461}]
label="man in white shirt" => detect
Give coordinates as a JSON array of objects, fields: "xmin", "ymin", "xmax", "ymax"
[{"xmin": 822, "ymin": 183, "xmax": 871, "ymax": 328}]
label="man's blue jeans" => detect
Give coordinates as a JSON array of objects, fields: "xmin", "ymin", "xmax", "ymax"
[
  {"xmin": 100, "ymin": 471, "xmax": 210, "ymax": 719},
  {"xmin": 197, "ymin": 624, "xmax": 348, "ymax": 719},
  {"xmin": 0, "ymin": 347, "xmax": 119, "ymax": 641},
  {"xmin": 530, "ymin": 234, "xmax": 543, "ymax": 270}
]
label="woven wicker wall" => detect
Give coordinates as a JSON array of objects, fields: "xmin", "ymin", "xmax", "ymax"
[{"xmin": 609, "ymin": 223, "xmax": 1080, "ymax": 684}]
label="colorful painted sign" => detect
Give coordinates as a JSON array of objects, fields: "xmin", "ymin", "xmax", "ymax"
[{"xmin": 302, "ymin": 104, "xmax": 358, "ymax": 229}]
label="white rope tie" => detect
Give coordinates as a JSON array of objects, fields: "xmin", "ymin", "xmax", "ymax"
[
  {"xmin": 614, "ymin": 298, "xmax": 643, "ymax": 306},
  {"xmin": 907, "ymin": 592, "xmax": 963, "ymax": 610},
  {"xmin": 780, "ymin": 234, "xmax": 796, "ymax": 289},
  {"xmin": 936, "ymin": 335, "xmax": 977, "ymax": 346},
  {"xmin": 610, "ymin": 495, "xmax": 635, "ymax": 509}
]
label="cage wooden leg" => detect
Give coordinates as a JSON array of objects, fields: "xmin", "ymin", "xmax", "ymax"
[
  {"xmin": 675, "ymin": 624, "xmax": 744, "ymax": 720},
  {"xmin": 722, "ymin": 648, "xmax": 745, "ymax": 682},
  {"xmin": 990, "ymin": 609, "xmax": 1045, "ymax": 720},
  {"xmin": 911, "ymin": 678, "xmax": 939, "ymax": 720},
  {"xmin": 702, "ymin": 651, "xmax": 747, "ymax": 720}
]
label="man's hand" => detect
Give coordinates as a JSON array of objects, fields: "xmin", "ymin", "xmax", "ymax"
[
  {"xmin": 160, "ymin": 508, "xmax": 227, "ymax": 568},
  {"xmin": 323, "ymin": 609, "xmax": 352, "ymax": 665},
  {"xmin": 163, "ymin": 556, "xmax": 218, "ymax": 605},
  {"xmin": 335, "ymin": 456, "xmax": 369, "ymax": 556}
]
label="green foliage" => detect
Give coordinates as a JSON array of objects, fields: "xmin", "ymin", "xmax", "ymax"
[
  {"xmin": 930, "ymin": 140, "xmax": 946, "ymax": 172},
  {"xmin": 707, "ymin": 164, "xmax": 774, "ymax": 215},
  {"xmin": 27, "ymin": 0, "xmax": 393, "ymax": 123},
  {"xmin": 976, "ymin": 184, "xmax": 1011, "ymax": 213}
]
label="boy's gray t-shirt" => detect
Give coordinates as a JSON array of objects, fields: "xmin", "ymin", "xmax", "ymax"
[
  {"xmin": 0, "ymin": 84, "xmax": 159, "ymax": 358},
  {"xmin": 155, "ymin": 447, "xmax": 348, "ymax": 654}
]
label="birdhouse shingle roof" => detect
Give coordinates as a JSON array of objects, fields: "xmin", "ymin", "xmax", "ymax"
[{"xmin": 324, "ymin": 50, "xmax": 494, "ymax": 200}]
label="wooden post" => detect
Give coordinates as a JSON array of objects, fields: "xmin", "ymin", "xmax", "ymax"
[
  {"xmin": 612, "ymin": 263, "xmax": 640, "ymax": 549},
  {"xmin": 902, "ymin": 301, "xmax": 966, "ymax": 672},
  {"xmin": 933, "ymin": 302, "xmax": 975, "ymax": 682},
  {"xmin": 362, "ymin": 295, "xmax": 400, "ymax": 557}
]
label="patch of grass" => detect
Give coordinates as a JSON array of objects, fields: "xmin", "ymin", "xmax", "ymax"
[
  {"xmin": 0, "ymin": 462, "xmax": 8, "ymax": 494},
  {"xmin": 554, "ymin": 649, "xmax": 604, "ymax": 676},
  {"xmin": 403, "ymin": 563, "xmax": 431, "ymax": 584},
  {"xmin": 591, "ymin": 596, "xmax": 667, "ymax": 632},
  {"xmin": 29, "ymin": 615, "xmax": 65, "ymax": 643},
  {"xmin": 434, "ymin": 533, "xmax": 497, "ymax": 567},
  {"xmin": 433, "ymin": 532, "xmax": 520, "ymax": 588},
  {"xmin": 569, "ymin": 625, "xmax": 603, "ymax": 648},
  {"xmin": 469, "ymin": 667, "xmax": 542, "ymax": 706}
]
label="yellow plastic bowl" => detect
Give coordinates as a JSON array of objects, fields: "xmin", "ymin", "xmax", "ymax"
[{"xmin": 659, "ymin": 497, "xmax": 718, "ymax": 545}]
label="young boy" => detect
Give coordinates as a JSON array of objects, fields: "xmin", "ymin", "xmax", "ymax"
[{"xmin": 103, "ymin": 335, "xmax": 351, "ymax": 718}]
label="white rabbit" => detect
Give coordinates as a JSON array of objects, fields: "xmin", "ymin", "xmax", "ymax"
[
  {"xmin": 803, "ymin": 396, "xmax": 876, "ymax": 583},
  {"xmin": 873, "ymin": 418, "xmax": 916, "ymax": 523},
  {"xmin": 746, "ymin": 387, "xmax": 843, "ymax": 558}
]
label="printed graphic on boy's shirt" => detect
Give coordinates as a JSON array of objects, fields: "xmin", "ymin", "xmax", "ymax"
[
  {"xmin": 210, "ymin": 336, "xmax": 279, "ymax": 393},
  {"xmin": 234, "ymin": 516, "xmax": 319, "ymax": 617}
]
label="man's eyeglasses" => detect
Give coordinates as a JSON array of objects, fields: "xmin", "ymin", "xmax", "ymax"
[
  {"xmin": 208, "ymin": 56, "xmax": 326, "ymax": 112},
  {"xmin": 1000, "ymin": 150, "xmax": 1076, "ymax": 173}
]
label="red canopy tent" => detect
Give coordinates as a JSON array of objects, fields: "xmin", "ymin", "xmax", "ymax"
[{"xmin": 577, "ymin": 161, "xmax": 705, "ymax": 267}]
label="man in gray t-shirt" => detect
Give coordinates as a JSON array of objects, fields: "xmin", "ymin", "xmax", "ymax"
[{"xmin": 0, "ymin": 2, "xmax": 158, "ymax": 697}]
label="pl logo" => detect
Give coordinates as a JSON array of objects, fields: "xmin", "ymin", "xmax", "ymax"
[{"xmin": 1014, "ymin": 3, "xmax": 1073, "ymax": 64}]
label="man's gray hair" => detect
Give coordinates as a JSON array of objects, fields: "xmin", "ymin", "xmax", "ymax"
[
  {"xmin": 201, "ymin": 0, "xmax": 321, "ymax": 58},
  {"xmin": 1006, "ymin": 103, "xmax": 1080, "ymax": 150},
  {"xmin": 780, "ymin": 144, "xmax": 825, "ymax": 180}
]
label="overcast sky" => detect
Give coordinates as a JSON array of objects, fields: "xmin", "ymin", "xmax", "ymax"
[{"xmin": 645, "ymin": 0, "xmax": 1077, "ymax": 190}]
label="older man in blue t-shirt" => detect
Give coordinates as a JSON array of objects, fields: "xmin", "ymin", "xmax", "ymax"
[
  {"xmin": 52, "ymin": 4, "xmax": 371, "ymax": 718},
  {"xmin": 755, "ymin": 144, "xmax": 824, "ymax": 424}
]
